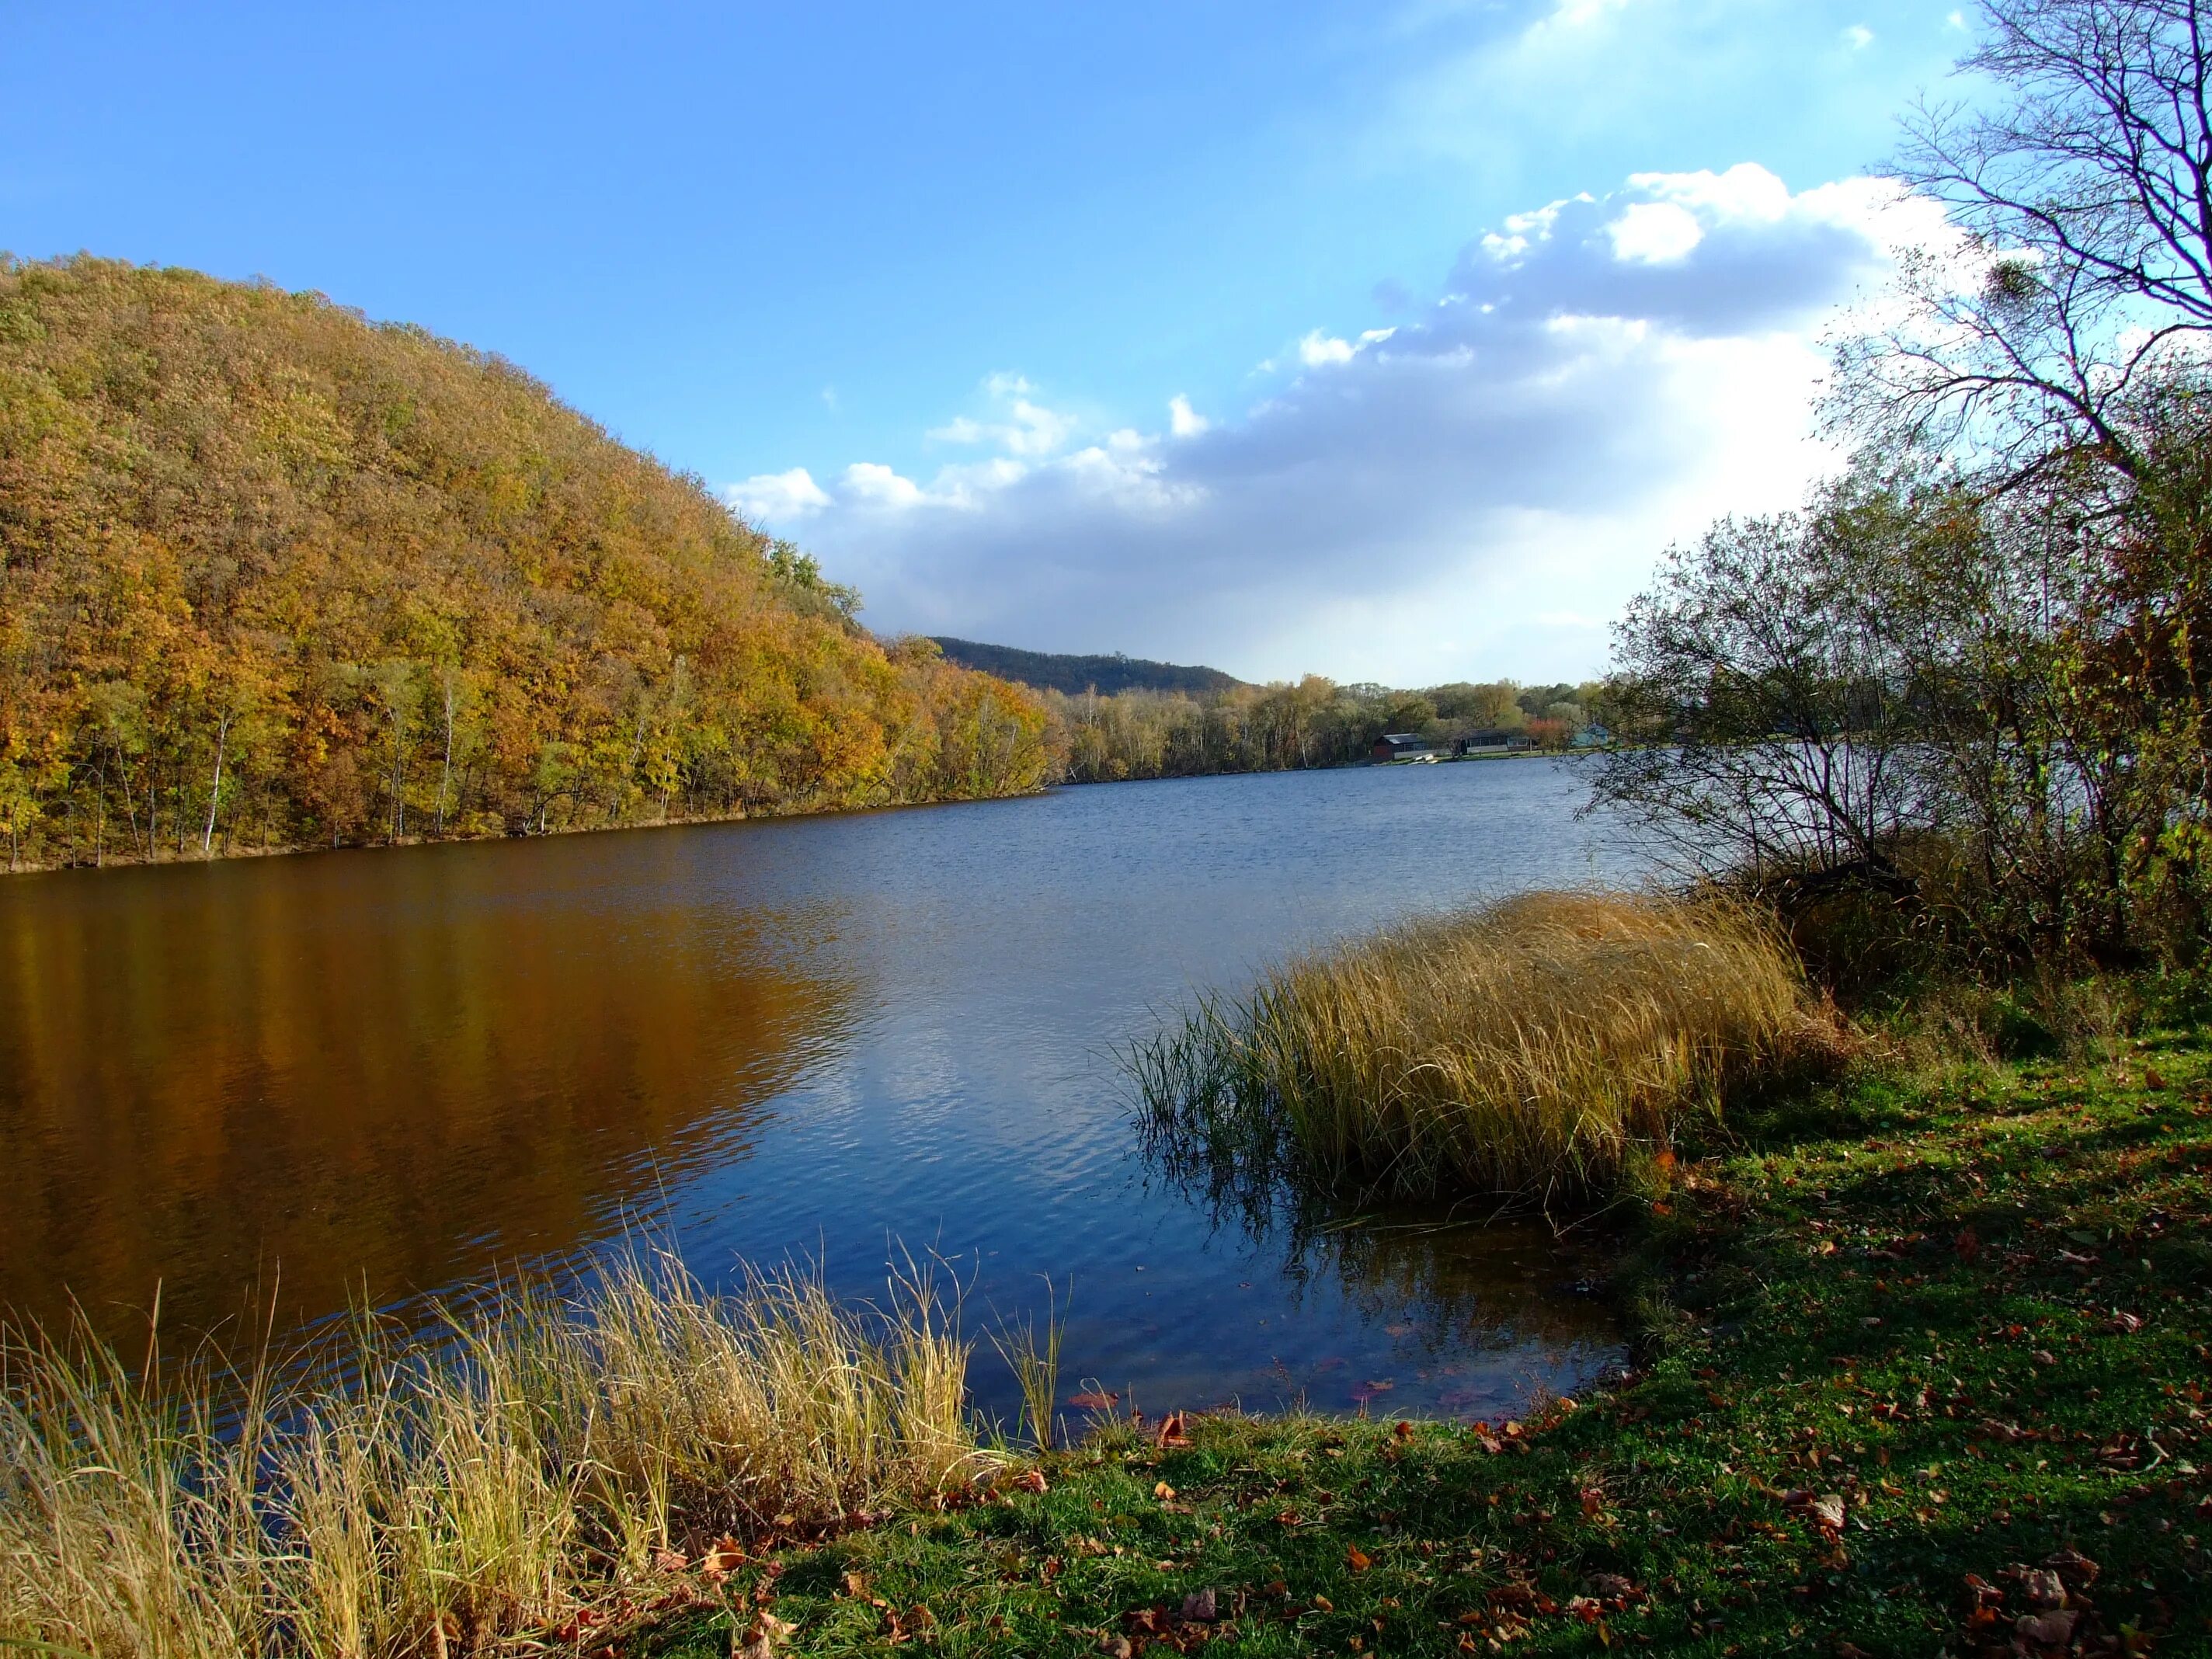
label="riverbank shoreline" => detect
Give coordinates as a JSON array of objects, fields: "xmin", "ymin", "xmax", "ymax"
[
  {"xmin": 0, "ymin": 782, "xmax": 1058, "ymax": 879},
  {"xmin": 2, "ymin": 746, "xmax": 1581, "ymax": 878},
  {"xmin": 631, "ymin": 1004, "xmax": 2212, "ymax": 1657}
]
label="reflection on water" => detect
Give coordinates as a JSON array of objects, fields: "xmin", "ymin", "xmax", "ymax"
[
  {"xmin": 0, "ymin": 843, "xmax": 856, "ymax": 1342},
  {"xmin": 0, "ymin": 760, "xmax": 1647, "ymax": 1418}
]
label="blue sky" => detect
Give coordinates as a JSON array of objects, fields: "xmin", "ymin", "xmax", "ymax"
[{"xmin": 5, "ymin": 1, "xmax": 1979, "ymax": 683}]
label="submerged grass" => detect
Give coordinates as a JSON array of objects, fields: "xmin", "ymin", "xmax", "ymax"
[
  {"xmin": 0, "ymin": 1254, "xmax": 987, "ymax": 1658},
  {"xmin": 1132, "ymin": 889, "xmax": 1814, "ymax": 1207}
]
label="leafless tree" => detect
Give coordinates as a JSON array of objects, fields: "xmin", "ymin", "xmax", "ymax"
[{"xmin": 1837, "ymin": 0, "xmax": 2212, "ymax": 481}]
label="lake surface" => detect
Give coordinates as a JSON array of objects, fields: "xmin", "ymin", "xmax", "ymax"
[{"xmin": 0, "ymin": 760, "xmax": 1649, "ymax": 1424}]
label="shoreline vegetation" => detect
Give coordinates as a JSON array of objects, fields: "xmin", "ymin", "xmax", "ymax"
[
  {"xmin": 1042, "ymin": 677, "xmax": 1608, "ymax": 788},
  {"xmin": 0, "ymin": 1254, "xmax": 993, "ymax": 1658},
  {"xmin": 1132, "ymin": 891, "xmax": 1813, "ymax": 1209}
]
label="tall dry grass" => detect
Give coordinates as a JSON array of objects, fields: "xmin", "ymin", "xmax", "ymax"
[
  {"xmin": 0, "ymin": 1255, "xmax": 986, "ymax": 1657},
  {"xmin": 1133, "ymin": 889, "xmax": 1810, "ymax": 1205}
]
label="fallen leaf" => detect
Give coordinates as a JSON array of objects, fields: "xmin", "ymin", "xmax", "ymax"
[
  {"xmin": 2015, "ymin": 1608, "xmax": 2077, "ymax": 1647},
  {"xmin": 1154, "ymin": 1480, "xmax": 1176, "ymax": 1502},
  {"xmin": 2043, "ymin": 1546, "xmax": 2099, "ymax": 1588},
  {"xmin": 1068, "ymin": 1390, "xmax": 1120, "ymax": 1412},
  {"xmin": 733, "ymin": 1611, "xmax": 795, "ymax": 1659},
  {"xmin": 701, "ymin": 1536, "xmax": 746, "ymax": 1581},
  {"xmin": 1346, "ymin": 1545, "xmax": 1372, "ymax": 1571},
  {"xmin": 1157, "ymin": 1410, "xmax": 1191, "ymax": 1448},
  {"xmin": 1015, "ymin": 1468, "xmax": 1049, "ymax": 1494},
  {"xmin": 652, "ymin": 1547, "xmax": 688, "ymax": 1574},
  {"xmin": 1180, "ymin": 1588, "xmax": 1220, "ymax": 1622}
]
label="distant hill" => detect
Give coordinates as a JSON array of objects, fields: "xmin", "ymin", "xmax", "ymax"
[{"xmin": 929, "ymin": 638, "xmax": 1243, "ymax": 697}]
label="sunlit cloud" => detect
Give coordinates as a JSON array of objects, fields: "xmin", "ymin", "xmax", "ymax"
[
  {"xmin": 726, "ymin": 165, "xmax": 1947, "ymax": 683},
  {"xmin": 1168, "ymin": 395, "xmax": 1209, "ymax": 437}
]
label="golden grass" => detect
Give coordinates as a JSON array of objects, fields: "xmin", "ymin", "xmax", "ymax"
[
  {"xmin": 0, "ymin": 1255, "xmax": 986, "ymax": 1657},
  {"xmin": 1133, "ymin": 889, "xmax": 1810, "ymax": 1205}
]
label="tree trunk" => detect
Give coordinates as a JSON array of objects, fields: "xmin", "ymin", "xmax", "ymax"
[
  {"xmin": 201, "ymin": 713, "xmax": 231, "ymax": 857},
  {"xmin": 436, "ymin": 680, "xmax": 455, "ymax": 836}
]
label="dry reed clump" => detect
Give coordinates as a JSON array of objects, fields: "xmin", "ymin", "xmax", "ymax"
[
  {"xmin": 0, "ymin": 1256, "xmax": 986, "ymax": 1658},
  {"xmin": 1133, "ymin": 889, "xmax": 1811, "ymax": 1205}
]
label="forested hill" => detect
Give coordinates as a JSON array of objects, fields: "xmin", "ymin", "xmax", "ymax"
[
  {"xmin": 0, "ymin": 256, "xmax": 1056, "ymax": 871},
  {"xmin": 929, "ymin": 637, "xmax": 1242, "ymax": 696}
]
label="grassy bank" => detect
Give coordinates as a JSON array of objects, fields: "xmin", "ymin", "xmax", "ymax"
[
  {"xmin": 10, "ymin": 941, "xmax": 2210, "ymax": 1655},
  {"xmin": 0, "ymin": 1257, "xmax": 984, "ymax": 1657},
  {"xmin": 626, "ymin": 993, "xmax": 2212, "ymax": 1657},
  {"xmin": 1134, "ymin": 891, "xmax": 1811, "ymax": 1206}
]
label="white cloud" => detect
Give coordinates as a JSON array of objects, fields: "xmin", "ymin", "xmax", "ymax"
[
  {"xmin": 730, "ymin": 165, "xmax": 1941, "ymax": 683},
  {"xmin": 927, "ymin": 377, "xmax": 1076, "ymax": 457},
  {"xmin": 1842, "ymin": 23, "xmax": 1875, "ymax": 50},
  {"xmin": 840, "ymin": 461, "xmax": 929, "ymax": 510},
  {"xmin": 1608, "ymin": 200, "xmax": 1704, "ymax": 263},
  {"xmin": 1298, "ymin": 331, "xmax": 1356, "ymax": 366},
  {"xmin": 725, "ymin": 466, "xmax": 830, "ymax": 522},
  {"xmin": 1946, "ymin": 9, "xmax": 1967, "ymax": 30}
]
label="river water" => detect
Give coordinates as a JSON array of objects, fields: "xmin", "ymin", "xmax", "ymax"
[{"xmin": 0, "ymin": 759, "xmax": 1649, "ymax": 1424}]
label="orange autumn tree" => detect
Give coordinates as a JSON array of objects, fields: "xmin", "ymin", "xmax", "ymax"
[{"xmin": 0, "ymin": 256, "xmax": 1059, "ymax": 868}]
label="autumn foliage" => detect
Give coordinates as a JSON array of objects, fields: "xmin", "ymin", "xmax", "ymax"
[{"xmin": 0, "ymin": 256, "xmax": 1056, "ymax": 870}]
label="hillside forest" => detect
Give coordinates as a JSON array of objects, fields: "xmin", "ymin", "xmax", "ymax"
[{"xmin": 0, "ymin": 258, "xmax": 1059, "ymax": 871}]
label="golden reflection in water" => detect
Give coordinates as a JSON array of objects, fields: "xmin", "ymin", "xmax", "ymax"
[{"xmin": 0, "ymin": 843, "xmax": 854, "ymax": 1349}]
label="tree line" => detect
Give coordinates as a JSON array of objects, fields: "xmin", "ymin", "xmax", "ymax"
[
  {"xmin": 1594, "ymin": 0, "xmax": 2212, "ymax": 975},
  {"xmin": 0, "ymin": 258, "xmax": 1056, "ymax": 871},
  {"xmin": 1042, "ymin": 676, "xmax": 1612, "ymax": 784}
]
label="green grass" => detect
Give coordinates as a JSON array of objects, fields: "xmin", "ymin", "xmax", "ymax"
[{"xmin": 631, "ymin": 1007, "xmax": 2212, "ymax": 1657}]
